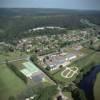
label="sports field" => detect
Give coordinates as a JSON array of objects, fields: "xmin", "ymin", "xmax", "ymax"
[
  {"xmin": 21, "ymin": 61, "xmax": 40, "ymax": 78},
  {"xmin": 23, "ymin": 61, "xmax": 39, "ymax": 73},
  {"xmin": 0, "ymin": 51, "xmax": 27, "ymax": 62},
  {"xmin": 0, "ymin": 64, "xmax": 26, "ymax": 100}
]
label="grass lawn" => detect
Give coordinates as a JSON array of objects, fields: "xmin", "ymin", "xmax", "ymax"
[
  {"xmin": 94, "ymin": 73, "xmax": 100, "ymax": 100},
  {"xmin": 0, "ymin": 64, "xmax": 26, "ymax": 100},
  {"xmin": 12, "ymin": 60, "xmax": 28, "ymax": 70},
  {"xmin": 53, "ymin": 67, "xmax": 78, "ymax": 85},
  {"xmin": 71, "ymin": 52, "xmax": 100, "ymax": 70},
  {"xmin": 0, "ymin": 51, "xmax": 27, "ymax": 62}
]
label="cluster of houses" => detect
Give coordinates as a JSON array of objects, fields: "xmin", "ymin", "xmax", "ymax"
[
  {"xmin": 16, "ymin": 38, "xmax": 33, "ymax": 52},
  {"xmin": 14, "ymin": 28, "xmax": 98, "ymax": 60},
  {"xmin": 15, "ymin": 31, "xmax": 86, "ymax": 53}
]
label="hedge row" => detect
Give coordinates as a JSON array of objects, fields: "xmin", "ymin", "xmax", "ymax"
[
  {"xmin": 7, "ymin": 63, "xmax": 27, "ymax": 83},
  {"xmin": 72, "ymin": 87, "xmax": 87, "ymax": 100}
]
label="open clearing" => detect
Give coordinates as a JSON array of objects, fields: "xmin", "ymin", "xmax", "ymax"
[
  {"xmin": 71, "ymin": 52, "xmax": 100, "ymax": 70},
  {"xmin": 0, "ymin": 51, "xmax": 27, "ymax": 63},
  {"xmin": 0, "ymin": 64, "xmax": 26, "ymax": 100}
]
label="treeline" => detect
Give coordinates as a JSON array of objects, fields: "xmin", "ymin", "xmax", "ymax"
[
  {"xmin": 73, "ymin": 61, "xmax": 96, "ymax": 84},
  {"xmin": 7, "ymin": 62, "xmax": 27, "ymax": 83},
  {"xmin": 63, "ymin": 82, "xmax": 87, "ymax": 100},
  {"xmin": 71, "ymin": 87, "xmax": 87, "ymax": 100},
  {"xmin": 0, "ymin": 9, "xmax": 100, "ymax": 43},
  {"xmin": 0, "ymin": 8, "xmax": 100, "ymax": 17},
  {"xmin": 0, "ymin": 14, "xmax": 88, "ymax": 43}
]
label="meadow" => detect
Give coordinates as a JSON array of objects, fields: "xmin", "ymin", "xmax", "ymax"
[{"xmin": 0, "ymin": 64, "xmax": 26, "ymax": 100}]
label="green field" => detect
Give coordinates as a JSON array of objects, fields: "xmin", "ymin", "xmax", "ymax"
[
  {"xmin": 53, "ymin": 67, "xmax": 77, "ymax": 85},
  {"xmin": 23, "ymin": 61, "xmax": 39, "ymax": 73},
  {"xmin": 72, "ymin": 52, "xmax": 100, "ymax": 70},
  {"xmin": 12, "ymin": 60, "xmax": 27, "ymax": 70},
  {"xmin": 94, "ymin": 73, "xmax": 100, "ymax": 100},
  {"xmin": 0, "ymin": 51, "xmax": 27, "ymax": 62},
  {"xmin": 0, "ymin": 64, "xmax": 26, "ymax": 100}
]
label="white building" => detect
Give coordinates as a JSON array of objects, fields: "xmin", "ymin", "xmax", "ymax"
[{"xmin": 44, "ymin": 53, "xmax": 77, "ymax": 71}]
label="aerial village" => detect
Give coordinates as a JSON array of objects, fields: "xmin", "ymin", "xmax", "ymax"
[{"xmin": 0, "ymin": 26, "xmax": 100, "ymax": 100}]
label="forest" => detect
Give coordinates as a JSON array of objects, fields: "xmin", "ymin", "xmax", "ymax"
[{"xmin": 0, "ymin": 8, "xmax": 100, "ymax": 43}]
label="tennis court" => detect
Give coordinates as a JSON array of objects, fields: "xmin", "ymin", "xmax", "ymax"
[
  {"xmin": 23, "ymin": 61, "xmax": 39, "ymax": 73},
  {"xmin": 20, "ymin": 61, "xmax": 40, "ymax": 78}
]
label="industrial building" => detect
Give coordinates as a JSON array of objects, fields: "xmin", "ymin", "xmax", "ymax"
[{"xmin": 44, "ymin": 53, "xmax": 77, "ymax": 71}]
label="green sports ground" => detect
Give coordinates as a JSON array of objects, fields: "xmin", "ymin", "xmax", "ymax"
[{"xmin": 21, "ymin": 61, "xmax": 40, "ymax": 78}]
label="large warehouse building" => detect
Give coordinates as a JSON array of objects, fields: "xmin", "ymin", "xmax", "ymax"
[{"xmin": 44, "ymin": 53, "xmax": 77, "ymax": 71}]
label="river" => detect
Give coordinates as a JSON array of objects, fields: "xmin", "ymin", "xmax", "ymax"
[{"xmin": 79, "ymin": 65, "xmax": 100, "ymax": 100}]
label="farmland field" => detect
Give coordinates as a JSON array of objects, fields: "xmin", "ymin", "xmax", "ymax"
[
  {"xmin": 0, "ymin": 51, "xmax": 27, "ymax": 62},
  {"xmin": 0, "ymin": 64, "xmax": 26, "ymax": 100},
  {"xmin": 72, "ymin": 52, "xmax": 100, "ymax": 69}
]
